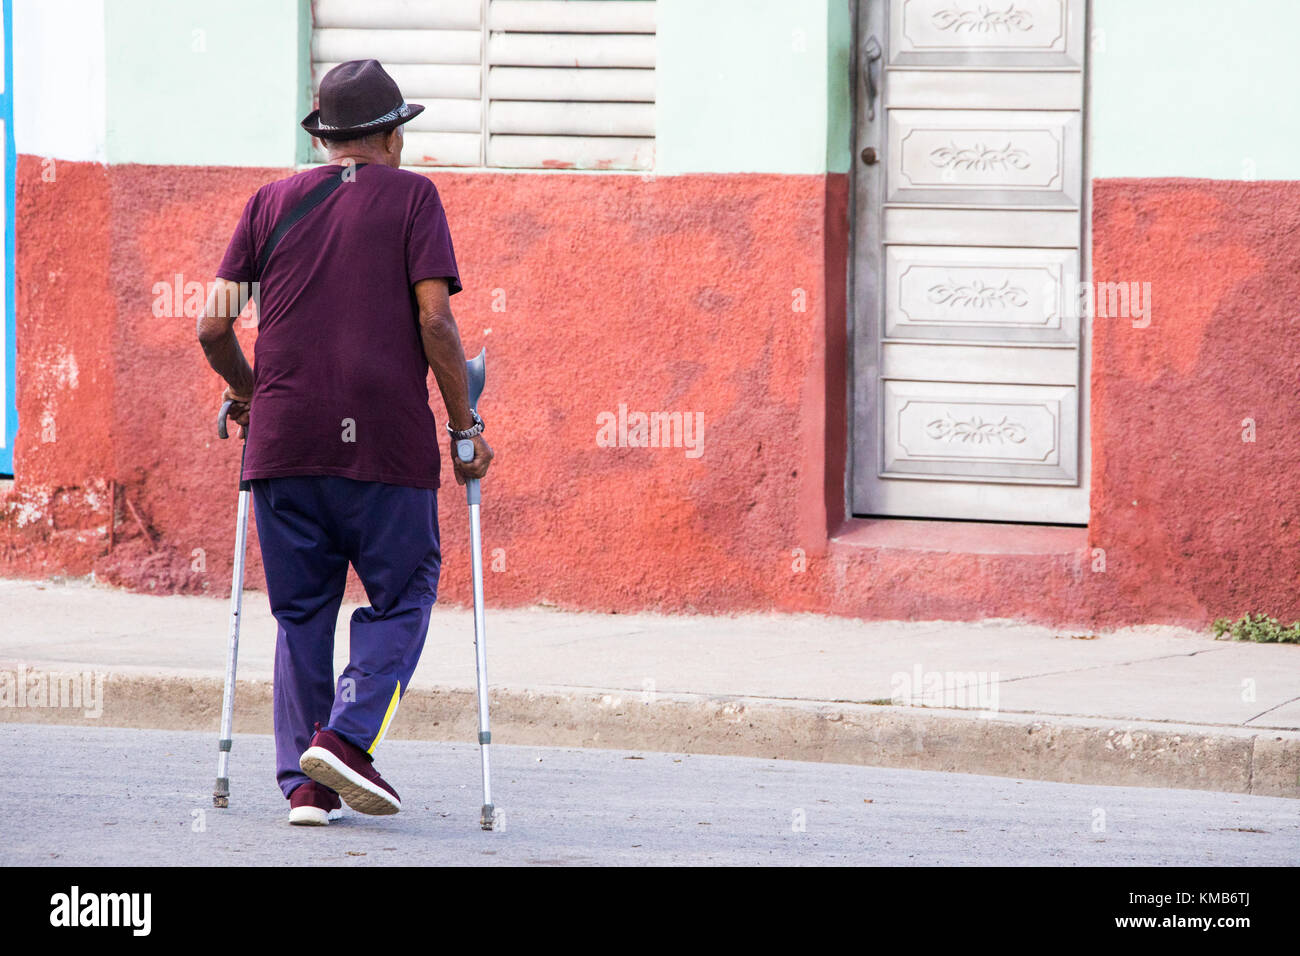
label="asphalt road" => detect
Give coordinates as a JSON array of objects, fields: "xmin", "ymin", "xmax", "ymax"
[{"xmin": 1, "ymin": 723, "xmax": 1296, "ymax": 866}]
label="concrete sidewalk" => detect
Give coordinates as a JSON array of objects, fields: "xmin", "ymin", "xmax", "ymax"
[{"xmin": 0, "ymin": 578, "xmax": 1297, "ymax": 797}]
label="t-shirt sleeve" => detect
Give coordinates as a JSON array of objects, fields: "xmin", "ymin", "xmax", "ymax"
[
  {"xmin": 407, "ymin": 192, "xmax": 462, "ymax": 295},
  {"xmin": 216, "ymin": 195, "xmax": 257, "ymax": 283}
]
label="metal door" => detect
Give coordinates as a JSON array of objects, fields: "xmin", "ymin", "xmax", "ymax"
[{"xmin": 852, "ymin": 0, "xmax": 1089, "ymax": 522}]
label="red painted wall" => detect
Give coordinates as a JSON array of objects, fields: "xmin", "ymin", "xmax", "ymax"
[
  {"xmin": 1087, "ymin": 178, "xmax": 1300, "ymax": 625},
  {"xmin": 4, "ymin": 161, "xmax": 1298, "ymax": 629}
]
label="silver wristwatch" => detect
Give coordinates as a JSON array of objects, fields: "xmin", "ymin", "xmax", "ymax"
[{"xmin": 447, "ymin": 409, "xmax": 485, "ymax": 441}]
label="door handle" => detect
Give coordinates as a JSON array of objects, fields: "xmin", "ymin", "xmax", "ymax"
[{"xmin": 861, "ymin": 35, "xmax": 883, "ymax": 121}]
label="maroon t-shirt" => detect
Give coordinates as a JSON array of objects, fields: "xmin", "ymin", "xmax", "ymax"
[{"xmin": 217, "ymin": 163, "xmax": 461, "ymax": 491}]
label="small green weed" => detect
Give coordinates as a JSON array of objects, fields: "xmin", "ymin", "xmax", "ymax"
[{"xmin": 1211, "ymin": 613, "xmax": 1300, "ymax": 644}]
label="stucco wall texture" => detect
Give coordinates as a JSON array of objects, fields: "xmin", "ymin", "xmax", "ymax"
[
  {"xmin": 1087, "ymin": 178, "xmax": 1300, "ymax": 626},
  {"xmin": 4, "ymin": 160, "xmax": 1298, "ymax": 630}
]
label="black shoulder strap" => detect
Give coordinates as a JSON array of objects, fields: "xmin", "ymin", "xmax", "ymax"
[{"xmin": 255, "ymin": 163, "xmax": 364, "ymax": 280}]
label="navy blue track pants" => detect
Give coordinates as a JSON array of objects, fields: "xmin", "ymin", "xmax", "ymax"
[{"xmin": 251, "ymin": 475, "xmax": 441, "ymax": 798}]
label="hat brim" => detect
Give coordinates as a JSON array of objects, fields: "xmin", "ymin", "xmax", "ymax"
[{"xmin": 301, "ymin": 102, "xmax": 424, "ymax": 140}]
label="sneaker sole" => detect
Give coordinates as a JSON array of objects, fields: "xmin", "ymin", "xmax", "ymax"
[
  {"xmin": 288, "ymin": 805, "xmax": 342, "ymax": 826},
  {"xmin": 300, "ymin": 746, "xmax": 401, "ymax": 816}
]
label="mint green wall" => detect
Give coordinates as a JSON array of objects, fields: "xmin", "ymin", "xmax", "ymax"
[
  {"xmin": 105, "ymin": 0, "xmax": 307, "ymax": 166},
  {"xmin": 825, "ymin": 0, "xmax": 852, "ymax": 175},
  {"xmin": 93, "ymin": 0, "xmax": 1300, "ymax": 180},
  {"xmin": 99, "ymin": 0, "xmax": 852, "ymax": 174},
  {"xmin": 656, "ymin": 0, "xmax": 851, "ymax": 175},
  {"xmin": 99, "ymin": 0, "xmax": 852, "ymax": 173},
  {"xmin": 1091, "ymin": 0, "xmax": 1300, "ymax": 180}
]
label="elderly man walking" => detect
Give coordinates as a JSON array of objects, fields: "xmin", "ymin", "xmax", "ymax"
[{"xmin": 197, "ymin": 60, "xmax": 492, "ymax": 825}]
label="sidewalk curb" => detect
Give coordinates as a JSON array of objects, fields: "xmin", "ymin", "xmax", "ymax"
[{"xmin": 2, "ymin": 669, "xmax": 1297, "ymax": 798}]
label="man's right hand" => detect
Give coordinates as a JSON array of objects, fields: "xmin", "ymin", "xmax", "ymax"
[
  {"xmin": 220, "ymin": 386, "xmax": 252, "ymax": 439},
  {"xmin": 452, "ymin": 432, "xmax": 493, "ymax": 485}
]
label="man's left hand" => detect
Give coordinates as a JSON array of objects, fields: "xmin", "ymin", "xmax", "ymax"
[{"xmin": 452, "ymin": 432, "xmax": 493, "ymax": 485}]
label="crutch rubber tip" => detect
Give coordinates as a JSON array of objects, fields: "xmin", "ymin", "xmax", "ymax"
[
  {"xmin": 480, "ymin": 804, "xmax": 496, "ymax": 830},
  {"xmin": 214, "ymin": 777, "xmax": 230, "ymax": 808},
  {"xmin": 213, "ymin": 795, "xmax": 229, "ymax": 808}
]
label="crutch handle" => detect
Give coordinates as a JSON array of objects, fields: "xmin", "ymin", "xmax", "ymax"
[
  {"xmin": 218, "ymin": 400, "xmax": 251, "ymax": 492},
  {"xmin": 457, "ymin": 440, "xmax": 482, "ymax": 504},
  {"xmin": 217, "ymin": 399, "xmax": 235, "ymax": 440}
]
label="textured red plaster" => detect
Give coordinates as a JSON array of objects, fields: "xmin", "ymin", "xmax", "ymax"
[
  {"xmin": 5, "ymin": 164, "xmax": 1298, "ymax": 629},
  {"xmin": 1, "ymin": 157, "xmax": 115, "ymax": 576},
  {"xmin": 1087, "ymin": 178, "xmax": 1300, "ymax": 626}
]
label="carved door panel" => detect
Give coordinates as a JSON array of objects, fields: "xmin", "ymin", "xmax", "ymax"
[{"xmin": 852, "ymin": 0, "xmax": 1089, "ymax": 522}]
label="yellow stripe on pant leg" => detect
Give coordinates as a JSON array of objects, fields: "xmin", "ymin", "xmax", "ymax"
[{"xmin": 368, "ymin": 680, "xmax": 402, "ymax": 755}]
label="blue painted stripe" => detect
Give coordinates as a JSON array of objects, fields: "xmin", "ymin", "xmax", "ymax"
[{"xmin": 0, "ymin": 0, "xmax": 14, "ymax": 475}]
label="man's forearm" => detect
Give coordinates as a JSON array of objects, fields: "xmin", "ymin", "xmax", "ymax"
[
  {"xmin": 197, "ymin": 280, "xmax": 255, "ymax": 396},
  {"xmin": 420, "ymin": 311, "xmax": 475, "ymax": 431},
  {"xmin": 199, "ymin": 327, "xmax": 255, "ymax": 397}
]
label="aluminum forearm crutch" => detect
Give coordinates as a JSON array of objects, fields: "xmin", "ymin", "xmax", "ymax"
[
  {"xmin": 213, "ymin": 399, "xmax": 250, "ymax": 808},
  {"xmin": 456, "ymin": 349, "xmax": 497, "ymax": 830}
]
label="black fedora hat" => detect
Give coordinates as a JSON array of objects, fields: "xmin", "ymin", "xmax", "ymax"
[{"xmin": 302, "ymin": 59, "xmax": 424, "ymax": 140}]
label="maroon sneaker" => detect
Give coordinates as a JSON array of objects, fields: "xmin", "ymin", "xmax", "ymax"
[
  {"xmin": 299, "ymin": 723, "xmax": 402, "ymax": 815},
  {"xmin": 288, "ymin": 780, "xmax": 343, "ymax": 826}
]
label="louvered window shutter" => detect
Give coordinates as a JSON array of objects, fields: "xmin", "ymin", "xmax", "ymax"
[
  {"xmin": 486, "ymin": 1, "xmax": 655, "ymax": 170},
  {"xmin": 310, "ymin": 0, "xmax": 655, "ymax": 170},
  {"xmin": 312, "ymin": 0, "xmax": 485, "ymax": 166}
]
